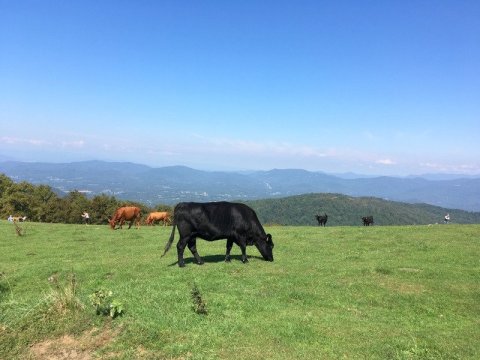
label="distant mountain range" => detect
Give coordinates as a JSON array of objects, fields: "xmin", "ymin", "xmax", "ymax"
[{"xmin": 0, "ymin": 160, "xmax": 479, "ymax": 211}]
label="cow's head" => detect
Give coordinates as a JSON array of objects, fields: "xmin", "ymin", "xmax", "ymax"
[
  {"xmin": 108, "ymin": 218, "xmax": 116, "ymax": 229},
  {"xmin": 255, "ymin": 233, "xmax": 274, "ymax": 262}
]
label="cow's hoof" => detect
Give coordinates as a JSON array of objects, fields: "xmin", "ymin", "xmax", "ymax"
[
  {"xmin": 242, "ymin": 258, "xmax": 249, "ymax": 264},
  {"xmin": 197, "ymin": 260, "xmax": 204, "ymax": 265},
  {"xmin": 178, "ymin": 262, "xmax": 186, "ymax": 268}
]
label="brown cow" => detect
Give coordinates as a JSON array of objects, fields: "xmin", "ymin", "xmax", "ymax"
[
  {"xmin": 109, "ymin": 206, "xmax": 141, "ymax": 230},
  {"xmin": 8, "ymin": 215, "xmax": 27, "ymax": 222},
  {"xmin": 146, "ymin": 211, "xmax": 171, "ymax": 226}
]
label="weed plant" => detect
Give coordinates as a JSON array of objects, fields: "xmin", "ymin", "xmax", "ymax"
[
  {"xmin": 191, "ymin": 283, "xmax": 208, "ymax": 315},
  {"xmin": 46, "ymin": 272, "xmax": 84, "ymax": 314}
]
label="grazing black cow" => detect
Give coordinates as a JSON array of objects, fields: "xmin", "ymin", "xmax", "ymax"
[
  {"xmin": 315, "ymin": 213, "xmax": 328, "ymax": 226},
  {"xmin": 362, "ymin": 216, "xmax": 374, "ymax": 226},
  {"xmin": 162, "ymin": 201, "xmax": 274, "ymax": 267}
]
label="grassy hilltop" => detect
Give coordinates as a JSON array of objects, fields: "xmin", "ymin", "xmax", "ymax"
[
  {"xmin": 246, "ymin": 193, "xmax": 480, "ymax": 226},
  {"xmin": 1, "ymin": 221, "xmax": 479, "ymax": 359}
]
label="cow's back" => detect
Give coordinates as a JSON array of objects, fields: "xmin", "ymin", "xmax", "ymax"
[
  {"xmin": 113, "ymin": 207, "xmax": 125, "ymax": 220},
  {"xmin": 152, "ymin": 211, "xmax": 168, "ymax": 219},
  {"xmin": 126, "ymin": 206, "xmax": 140, "ymax": 220},
  {"xmin": 116, "ymin": 206, "xmax": 140, "ymax": 220}
]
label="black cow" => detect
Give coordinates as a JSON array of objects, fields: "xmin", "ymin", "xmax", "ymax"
[
  {"xmin": 315, "ymin": 213, "xmax": 328, "ymax": 226},
  {"xmin": 162, "ymin": 201, "xmax": 274, "ymax": 267},
  {"xmin": 362, "ymin": 216, "xmax": 374, "ymax": 226}
]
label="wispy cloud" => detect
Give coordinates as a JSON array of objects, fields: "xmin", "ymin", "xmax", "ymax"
[
  {"xmin": 1, "ymin": 136, "xmax": 86, "ymax": 149},
  {"xmin": 61, "ymin": 140, "xmax": 85, "ymax": 148},
  {"xmin": 1, "ymin": 136, "xmax": 51, "ymax": 146},
  {"xmin": 2, "ymin": 133, "xmax": 478, "ymax": 175},
  {"xmin": 420, "ymin": 162, "xmax": 480, "ymax": 174},
  {"xmin": 192, "ymin": 135, "xmax": 329, "ymax": 159},
  {"xmin": 375, "ymin": 158, "xmax": 396, "ymax": 165}
]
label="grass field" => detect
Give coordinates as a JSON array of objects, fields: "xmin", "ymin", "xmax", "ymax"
[{"xmin": 1, "ymin": 221, "xmax": 479, "ymax": 359}]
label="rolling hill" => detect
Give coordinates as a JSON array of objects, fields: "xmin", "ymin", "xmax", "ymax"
[{"xmin": 244, "ymin": 193, "xmax": 480, "ymax": 226}]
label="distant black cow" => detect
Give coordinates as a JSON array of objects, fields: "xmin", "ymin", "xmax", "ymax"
[
  {"xmin": 362, "ymin": 216, "xmax": 374, "ymax": 226},
  {"xmin": 315, "ymin": 213, "xmax": 328, "ymax": 226},
  {"xmin": 162, "ymin": 201, "xmax": 274, "ymax": 267}
]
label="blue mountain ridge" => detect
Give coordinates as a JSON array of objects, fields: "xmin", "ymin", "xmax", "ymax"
[{"xmin": 0, "ymin": 160, "xmax": 479, "ymax": 211}]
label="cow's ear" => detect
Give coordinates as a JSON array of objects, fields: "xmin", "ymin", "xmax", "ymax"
[{"xmin": 266, "ymin": 234, "xmax": 273, "ymax": 244}]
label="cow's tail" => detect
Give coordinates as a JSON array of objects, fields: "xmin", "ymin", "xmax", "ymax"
[{"xmin": 161, "ymin": 222, "xmax": 176, "ymax": 257}]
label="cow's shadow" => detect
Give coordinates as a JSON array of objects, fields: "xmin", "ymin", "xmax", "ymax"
[{"xmin": 167, "ymin": 254, "xmax": 265, "ymax": 267}]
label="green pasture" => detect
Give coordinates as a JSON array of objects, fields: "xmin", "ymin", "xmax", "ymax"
[{"xmin": 1, "ymin": 221, "xmax": 479, "ymax": 359}]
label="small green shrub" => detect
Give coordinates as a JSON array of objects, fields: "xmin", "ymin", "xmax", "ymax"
[{"xmin": 89, "ymin": 289, "xmax": 124, "ymax": 318}]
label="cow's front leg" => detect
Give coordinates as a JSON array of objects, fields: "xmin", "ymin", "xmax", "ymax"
[
  {"xmin": 236, "ymin": 238, "xmax": 249, "ymax": 263},
  {"xmin": 225, "ymin": 238, "xmax": 234, "ymax": 262},
  {"xmin": 176, "ymin": 237, "xmax": 188, "ymax": 267},
  {"xmin": 188, "ymin": 238, "xmax": 204, "ymax": 265}
]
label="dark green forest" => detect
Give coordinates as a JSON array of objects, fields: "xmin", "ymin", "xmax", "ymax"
[
  {"xmin": 1, "ymin": 173, "xmax": 479, "ymax": 226},
  {"xmin": 247, "ymin": 193, "xmax": 480, "ymax": 226}
]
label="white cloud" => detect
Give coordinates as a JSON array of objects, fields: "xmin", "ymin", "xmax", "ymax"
[
  {"xmin": 0, "ymin": 136, "xmax": 51, "ymax": 146},
  {"xmin": 0, "ymin": 136, "xmax": 88, "ymax": 149},
  {"xmin": 3, "ymin": 132, "xmax": 478, "ymax": 176},
  {"xmin": 61, "ymin": 140, "xmax": 85, "ymax": 148},
  {"xmin": 420, "ymin": 162, "xmax": 480, "ymax": 174},
  {"xmin": 192, "ymin": 135, "xmax": 329, "ymax": 159},
  {"xmin": 375, "ymin": 158, "xmax": 396, "ymax": 165}
]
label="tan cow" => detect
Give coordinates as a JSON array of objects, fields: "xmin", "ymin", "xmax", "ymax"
[
  {"xmin": 146, "ymin": 211, "xmax": 171, "ymax": 226},
  {"xmin": 109, "ymin": 206, "xmax": 141, "ymax": 230},
  {"xmin": 8, "ymin": 215, "xmax": 27, "ymax": 222}
]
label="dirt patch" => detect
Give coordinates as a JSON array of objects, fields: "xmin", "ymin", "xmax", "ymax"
[
  {"xmin": 380, "ymin": 279, "xmax": 425, "ymax": 294},
  {"xmin": 398, "ymin": 267, "xmax": 423, "ymax": 273},
  {"xmin": 29, "ymin": 325, "xmax": 122, "ymax": 359}
]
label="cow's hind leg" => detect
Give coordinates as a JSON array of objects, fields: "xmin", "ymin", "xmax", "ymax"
[
  {"xmin": 187, "ymin": 238, "xmax": 204, "ymax": 265},
  {"xmin": 225, "ymin": 238, "xmax": 234, "ymax": 262},
  {"xmin": 176, "ymin": 236, "xmax": 189, "ymax": 267}
]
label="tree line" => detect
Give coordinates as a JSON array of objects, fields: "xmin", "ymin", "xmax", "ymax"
[
  {"xmin": 2, "ymin": 173, "xmax": 479, "ymax": 226},
  {"xmin": 0, "ymin": 174, "xmax": 171, "ymax": 224}
]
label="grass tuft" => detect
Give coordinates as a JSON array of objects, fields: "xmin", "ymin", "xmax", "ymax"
[
  {"xmin": 13, "ymin": 221, "xmax": 26, "ymax": 236},
  {"xmin": 191, "ymin": 283, "xmax": 208, "ymax": 315},
  {"xmin": 46, "ymin": 273, "xmax": 84, "ymax": 314}
]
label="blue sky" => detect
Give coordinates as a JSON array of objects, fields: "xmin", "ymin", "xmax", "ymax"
[{"xmin": 1, "ymin": 1, "xmax": 479, "ymax": 176}]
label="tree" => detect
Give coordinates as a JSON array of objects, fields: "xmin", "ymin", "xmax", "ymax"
[
  {"xmin": 2, "ymin": 181, "xmax": 35, "ymax": 219},
  {"xmin": 61, "ymin": 191, "xmax": 90, "ymax": 224},
  {"xmin": 90, "ymin": 194, "xmax": 120, "ymax": 225},
  {"xmin": 30, "ymin": 185, "xmax": 61, "ymax": 222}
]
